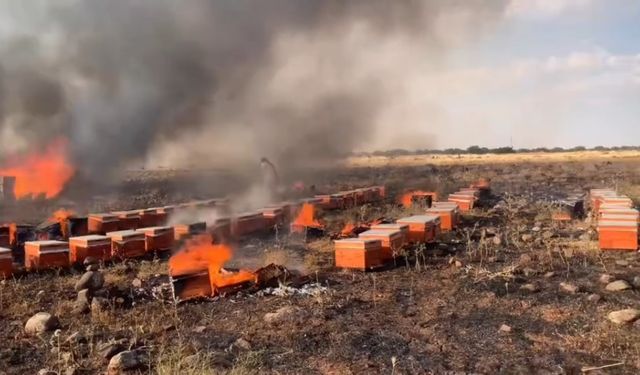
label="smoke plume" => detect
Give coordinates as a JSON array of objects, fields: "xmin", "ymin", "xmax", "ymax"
[{"xmin": 0, "ymin": 1, "xmax": 509, "ymax": 179}]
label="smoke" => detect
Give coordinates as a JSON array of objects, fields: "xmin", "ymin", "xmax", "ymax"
[{"xmin": 0, "ymin": 0, "xmax": 509, "ymax": 179}]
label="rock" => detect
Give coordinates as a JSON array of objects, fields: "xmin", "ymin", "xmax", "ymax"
[
  {"xmin": 107, "ymin": 350, "xmax": 145, "ymax": 374},
  {"xmin": 519, "ymin": 254, "xmax": 532, "ymax": 265},
  {"xmin": 192, "ymin": 325, "xmax": 207, "ymax": 333},
  {"xmin": 492, "ymin": 236, "xmax": 502, "ymax": 246},
  {"xmin": 532, "ymin": 226, "xmax": 541, "ymax": 232},
  {"xmin": 91, "ymin": 297, "xmax": 109, "ymax": 313},
  {"xmin": 520, "ymin": 283, "xmax": 540, "ymax": 293},
  {"xmin": 454, "ymin": 260, "xmax": 463, "ymax": 268},
  {"xmin": 131, "ymin": 278, "xmax": 142, "ymax": 288},
  {"xmin": 544, "ymin": 271, "xmax": 556, "ymax": 278},
  {"xmin": 605, "ymin": 280, "xmax": 632, "ymax": 292},
  {"xmin": 25, "ymin": 312, "xmax": 61, "ymax": 335},
  {"xmin": 599, "ymin": 274, "xmax": 614, "ymax": 284},
  {"xmin": 542, "ymin": 231, "xmax": 553, "ymax": 239},
  {"xmin": 587, "ymin": 294, "xmax": 601, "ymax": 303},
  {"xmin": 264, "ymin": 306, "xmax": 296, "ymax": 325},
  {"xmin": 38, "ymin": 370, "xmax": 57, "ymax": 375},
  {"xmin": 615, "ymin": 260, "xmax": 630, "ymax": 267},
  {"xmin": 632, "ymin": 276, "xmax": 640, "ymax": 288},
  {"xmin": 64, "ymin": 367, "xmax": 79, "ymax": 375},
  {"xmin": 74, "ymin": 289, "xmax": 92, "ymax": 314},
  {"xmin": 559, "ymin": 282, "xmax": 579, "ymax": 294},
  {"xmin": 521, "ymin": 234, "xmax": 533, "ymax": 242},
  {"xmin": 499, "ymin": 324, "xmax": 512, "ymax": 333},
  {"xmin": 86, "ymin": 264, "xmax": 99, "ymax": 272},
  {"xmin": 98, "ymin": 342, "xmax": 125, "ymax": 360},
  {"xmin": 563, "ymin": 248, "xmax": 574, "ymax": 258},
  {"xmin": 522, "ymin": 268, "xmax": 537, "ymax": 277},
  {"xmin": 579, "ymin": 233, "xmax": 591, "ymax": 241},
  {"xmin": 75, "ymin": 271, "xmax": 104, "ymax": 292},
  {"xmin": 234, "ymin": 337, "xmax": 252, "ymax": 351},
  {"xmin": 607, "ymin": 309, "xmax": 640, "ymax": 324}
]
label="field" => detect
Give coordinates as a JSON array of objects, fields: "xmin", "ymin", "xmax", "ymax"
[{"xmin": 2, "ymin": 151, "xmax": 640, "ymax": 374}]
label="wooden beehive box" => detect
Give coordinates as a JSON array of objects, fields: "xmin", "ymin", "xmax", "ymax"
[
  {"xmin": 597, "ymin": 220, "xmax": 638, "ymax": 251},
  {"xmin": 0, "ymin": 247, "xmax": 12, "ymax": 278},
  {"xmin": 358, "ymin": 229, "xmax": 403, "ymax": 262},
  {"xmin": 24, "ymin": 240, "xmax": 70, "ymax": 271},
  {"xmin": 426, "ymin": 205, "xmax": 459, "ymax": 231},
  {"xmin": 370, "ymin": 223, "xmax": 410, "ymax": 244},
  {"xmin": 138, "ymin": 226, "xmax": 175, "ymax": 253},
  {"xmin": 396, "ymin": 215, "xmax": 441, "ymax": 243},
  {"xmin": 334, "ymin": 238, "xmax": 383, "ymax": 270},
  {"xmin": 69, "ymin": 235, "xmax": 112, "ymax": 264},
  {"xmin": 88, "ymin": 214, "xmax": 120, "ymax": 234},
  {"xmin": 106, "ymin": 230, "xmax": 146, "ymax": 259},
  {"xmin": 112, "ymin": 211, "xmax": 142, "ymax": 231}
]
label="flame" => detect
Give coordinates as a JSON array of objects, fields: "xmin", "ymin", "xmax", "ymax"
[
  {"xmin": 0, "ymin": 138, "xmax": 75, "ymax": 199},
  {"xmin": 50, "ymin": 209, "xmax": 76, "ymax": 238},
  {"xmin": 291, "ymin": 203, "xmax": 323, "ymax": 232},
  {"xmin": 9, "ymin": 223, "xmax": 17, "ymax": 246},
  {"xmin": 169, "ymin": 234, "xmax": 255, "ymax": 294},
  {"xmin": 341, "ymin": 222, "xmax": 356, "ymax": 236}
]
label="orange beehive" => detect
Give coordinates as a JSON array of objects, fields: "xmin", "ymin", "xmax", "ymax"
[
  {"xmin": 314, "ymin": 194, "xmax": 344, "ymax": 210},
  {"xmin": 358, "ymin": 229, "xmax": 404, "ymax": 261},
  {"xmin": 106, "ymin": 230, "xmax": 146, "ymax": 259},
  {"xmin": 597, "ymin": 220, "xmax": 638, "ymax": 251},
  {"xmin": 24, "ymin": 240, "xmax": 70, "ymax": 271},
  {"xmin": 260, "ymin": 207, "xmax": 285, "ymax": 227},
  {"xmin": 138, "ymin": 209, "xmax": 167, "ymax": 228},
  {"xmin": 447, "ymin": 194, "xmax": 475, "ymax": 212},
  {"xmin": 232, "ymin": 212, "xmax": 266, "ymax": 237},
  {"xmin": 171, "ymin": 271, "xmax": 212, "ymax": 302},
  {"xmin": 426, "ymin": 205, "xmax": 459, "ymax": 231},
  {"xmin": 112, "ymin": 211, "xmax": 142, "ymax": 231},
  {"xmin": 471, "ymin": 178, "xmax": 491, "ymax": 191},
  {"xmin": 396, "ymin": 215, "xmax": 441, "ymax": 243},
  {"xmin": 370, "ymin": 185, "xmax": 386, "ymax": 201},
  {"xmin": 333, "ymin": 192, "xmax": 356, "ymax": 208},
  {"xmin": 69, "ymin": 235, "xmax": 112, "ymax": 264},
  {"xmin": 0, "ymin": 247, "xmax": 12, "ymax": 278},
  {"xmin": 590, "ymin": 189, "xmax": 616, "ymax": 212},
  {"xmin": 599, "ymin": 213, "xmax": 639, "ymax": 223},
  {"xmin": 334, "ymin": 238, "xmax": 384, "ymax": 270},
  {"xmin": 370, "ymin": 223, "xmax": 410, "ymax": 244},
  {"xmin": 174, "ymin": 222, "xmax": 207, "ymax": 241},
  {"xmin": 88, "ymin": 214, "xmax": 120, "ymax": 234},
  {"xmin": 138, "ymin": 226, "xmax": 175, "ymax": 253}
]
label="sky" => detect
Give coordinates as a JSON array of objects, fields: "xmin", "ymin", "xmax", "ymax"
[{"xmin": 370, "ymin": 0, "xmax": 640, "ymax": 150}]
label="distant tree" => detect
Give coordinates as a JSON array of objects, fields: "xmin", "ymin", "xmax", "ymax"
[
  {"xmin": 467, "ymin": 145, "xmax": 490, "ymax": 154},
  {"xmin": 570, "ymin": 146, "xmax": 586, "ymax": 152},
  {"xmin": 491, "ymin": 147, "xmax": 515, "ymax": 154}
]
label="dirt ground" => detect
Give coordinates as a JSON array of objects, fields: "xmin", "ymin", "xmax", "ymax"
[{"xmin": 2, "ymin": 151, "xmax": 640, "ymax": 374}]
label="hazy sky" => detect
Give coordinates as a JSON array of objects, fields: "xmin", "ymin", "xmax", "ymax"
[{"xmin": 366, "ymin": 0, "xmax": 640, "ymax": 150}]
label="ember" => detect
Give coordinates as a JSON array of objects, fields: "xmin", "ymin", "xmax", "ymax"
[{"xmin": 0, "ymin": 138, "xmax": 74, "ymax": 199}]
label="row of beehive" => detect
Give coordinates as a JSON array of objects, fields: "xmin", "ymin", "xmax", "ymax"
[
  {"xmin": 334, "ymin": 201, "xmax": 461, "ymax": 270},
  {"xmin": 313, "ymin": 186, "xmax": 385, "ymax": 210},
  {"xmin": 591, "ymin": 189, "xmax": 639, "ymax": 251}
]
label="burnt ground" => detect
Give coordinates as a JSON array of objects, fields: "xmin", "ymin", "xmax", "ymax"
[{"xmin": 2, "ymin": 154, "xmax": 640, "ymax": 374}]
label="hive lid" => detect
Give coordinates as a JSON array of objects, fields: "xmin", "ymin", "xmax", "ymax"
[
  {"xmin": 138, "ymin": 226, "xmax": 173, "ymax": 233},
  {"xmin": 597, "ymin": 220, "xmax": 639, "ymax": 228},
  {"xmin": 598, "ymin": 208, "xmax": 639, "ymax": 214},
  {"xmin": 371, "ymin": 223, "xmax": 409, "ymax": 230},
  {"xmin": 599, "ymin": 214, "xmax": 638, "ymax": 220},
  {"xmin": 335, "ymin": 238, "xmax": 382, "ymax": 246},
  {"xmin": 90, "ymin": 213, "xmax": 118, "ymax": 220},
  {"xmin": 397, "ymin": 215, "xmax": 441, "ymax": 223},
  {"xmin": 70, "ymin": 234, "xmax": 110, "ymax": 241},
  {"xmin": 106, "ymin": 230, "xmax": 144, "ymax": 239},
  {"xmin": 358, "ymin": 229, "xmax": 402, "ymax": 237},
  {"xmin": 26, "ymin": 240, "xmax": 68, "ymax": 246},
  {"xmin": 0, "ymin": 247, "xmax": 11, "ymax": 254}
]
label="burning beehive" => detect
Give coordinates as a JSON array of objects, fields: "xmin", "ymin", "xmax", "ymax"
[
  {"xmin": 0, "ymin": 247, "xmax": 12, "ymax": 278},
  {"xmin": 88, "ymin": 214, "xmax": 120, "ymax": 234},
  {"xmin": 24, "ymin": 240, "xmax": 70, "ymax": 271},
  {"xmin": 396, "ymin": 215, "xmax": 441, "ymax": 243},
  {"xmin": 69, "ymin": 235, "xmax": 112, "ymax": 264},
  {"xmin": 597, "ymin": 220, "xmax": 638, "ymax": 251},
  {"xmin": 399, "ymin": 191, "xmax": 438, "ymax": 208},
  {"xmin": 138, "ymin": 226, "xmax": 175, "ymax": 253},
  {"xmin": 168, "ymin": 235, "xmax": 256, "ymax": 301},
  {"xmin": 334, "ymin": 238, "xmax": 384, "ymax": 270},
  {"xmin": 290, "ymin": 203, "xmax": 324, "ymax": 234},
  {"xmin": 106, "ymin": 230, "xmax": 146, "ymax": 259},
  {"xmin": 358, "ymin": 229, "xmax": 403, "ymax": 262}
]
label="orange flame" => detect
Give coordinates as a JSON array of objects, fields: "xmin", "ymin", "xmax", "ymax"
[
  {"xmin": 341, "ymin": 223, "xmax": 356, "ymax": 236},
  {"xmin": 291, "ymin": 203, "xmax": 323, "ymax": 233},
  {"xmin": 169, "ymin": 234, "xmax": 255, "ymax": 293},
  {"xmin": 50, "ymin": 209, "xmax": 76, "ymax": 238},
  {"xmin": 0, "ymin": 138, "xmax": 75, "ymax": 199}
]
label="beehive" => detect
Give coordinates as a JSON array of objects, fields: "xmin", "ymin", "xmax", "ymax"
[
  {"xmin": 232, "ymin": 212, "xmax": 266, "ymax": 237},
  {"xmin": 447, "ymin": 194, "xmax": 475, "ymax": 212},
  {"xmin": 426, "ymin": 205, "xmax": 459, "ymax": 231},
  {"xmin": 314, "ymin": 194, "xmax": 344, "ymax": 210},
  {"xmin": 112, "ymin": 211, "xmax": 142, "ymax": 231},
  {"xmin": 138, "ymin": 209, "xmax": 167, "ymax": 228},
  {"xmin": 597, "ymin": 221, "xmax": 638, "ymax": 251},
  {"xmin": 369, "ymin": 223, "xmax": 410, "ymax": 244},
  {"xmin": 69, "ymin": 235, "xmax": 112, "ymax": 264},
  {"xmin": 334, "ymin": 238, "xmax": 383, "ymax": 270},
  {"xmin": 0, "ymin": 247, "xmax": 12, "ymax": 278},
  {"xmin": 88, "ymin": 214, "xmax": 120, "ymax": 234},
  {"xmin": 174, "ymin": 222, "xmax": 207, "ymax": 241},
  {"xmin": 396, "ymin": 215, "xmax": 441, "ymax": 243},
  {"xmin": 260, "ymin": 207, "xmax": 285, "ymax": 227},
  {"xmin": 210, "ymin": 217, "xmax": 232, "ymax": 243},
  {"xmin": 358, "ymin": 229, "xmax": 403, "ymax": 261},
  {"xmin": 138, "ymin": 226, "xmax": 175, "ymax": 253},
  {"xmin": 171, "ymin": 271, "xmax": 213, "ymax": 302},
  {"xmin": 0, "ymin": 226, "xmax": 10, "ymax": 247},
  {"xmin": 24, "ymin": 240, "xmax": 70, "ymax": 271},
  {"xmin": 106, "ymin": 230, "xmax": 146, "ymax": 259}
]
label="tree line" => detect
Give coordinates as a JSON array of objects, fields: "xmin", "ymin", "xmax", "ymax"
[{"xmin": 351, "ymin": 145, "xmax": 640, "ymax": 157}]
